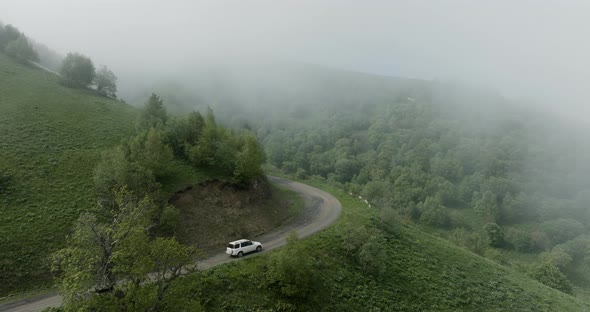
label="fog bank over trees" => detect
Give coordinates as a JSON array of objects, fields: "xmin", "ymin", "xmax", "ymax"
[{"xmin": 1, "ymin": 1, "xmax": 590, "ymax": 117}]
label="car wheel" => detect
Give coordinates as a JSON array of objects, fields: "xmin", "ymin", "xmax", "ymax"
[
  {"xmin": 238, "ymin": 251, "xmax": 243, "ymax": 258},
  {"xmin": 256, "ymin": 246, "xmax": 262, "ymax": 252}
]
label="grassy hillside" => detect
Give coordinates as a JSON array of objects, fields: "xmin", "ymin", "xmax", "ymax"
[
  {"xmin": 111, "ymin": 179, "xmax": 588, "ymax": 311},
  {"xmin": 0, "ymin": 53, "xmax": 138, "ymax": 294},
  {"xmin": 201, "ymin": 181, "xmax": 590, "ymax": 311}
]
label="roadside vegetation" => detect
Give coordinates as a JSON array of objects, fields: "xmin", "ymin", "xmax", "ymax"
[{"xmin": 50, "ymin": 179, "xmax": 588, "ymax": 311}]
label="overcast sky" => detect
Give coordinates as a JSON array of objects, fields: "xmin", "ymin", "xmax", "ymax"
[{"xmin": 2, "ymin": 0, "xmax": 590, "ymax": 111}]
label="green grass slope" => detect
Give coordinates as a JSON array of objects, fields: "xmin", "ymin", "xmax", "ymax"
[
  {"xmin": 0, "ymin": 54, "xmax": 138, "ymax": 295},
  {"xmin": 175, "ymin": 180, "xmax": 589, "ymax": 311}
]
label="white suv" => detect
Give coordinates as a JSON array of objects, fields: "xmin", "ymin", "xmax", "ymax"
[{"xmin": 226, "ymin": 239, "xmax": 263, "ymax": 257}]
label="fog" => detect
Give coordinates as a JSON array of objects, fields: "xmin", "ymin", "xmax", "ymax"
[{"xmin": 2, "ymin": 0, "xmax": 590, "ymax": 116}]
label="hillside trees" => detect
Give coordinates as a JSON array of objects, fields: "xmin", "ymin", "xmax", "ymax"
[
  {"xmin": 95, "ymin": 65, "xmax": 118, "ymax": 98},
  {"xmin": 93, "ymin": 146, "xmax": 159, "ymax": 207},
  {"xmin": 420, "ymin": 196, "xmax": 451, "ymax": 227},
  {"xmin": 255, "ymin": 85, "xmax": 590, "ymax": 294},
  {"xmin": 137, "ymin": 93, "xmax": 168, "ymax": 131},
  {"xmin": 234, "ymin": 133, "xmax": 266, "ymax": 184},
  {"xmin": 60, "ymin": 52, "xmax": 120, "ymax": 97},
  {"xmin": 484, "ymin": 223, "xmax": 505, "ymax": 248},
  {"xmin": 0, "ymin": 24, "xmax": 20, "ymax": 49},
  {"xmin": 0, "ymin": 24, "xmax": 38, "ymax": 62},
  {"xmin": 71, "ymin": 98, "xmax": 266, "ymax": 309},
  {"xmin": 266, "ymin": 233, "xmax": 318, "ymax": 301},
  {"xmin": 51, "ymin": 189, "xmax": 197, "ymax": 310},
  {"xmin": 60, "ymin": 52, "xmax": 95, "ymax": 87},
  {"xmin": 5, "ymin": 35, "xmax": 38, "ymax": 63},
  {"xmin": 528, "ymin": 262, "xmax": 574, "ymax": 295},
  {"xmin": 98, "ymin": 95, "xmax": 265, "ymax": 209},
  {"xmin": 172, "ymin": 108, "xmax": 266, "ymax": 184}
]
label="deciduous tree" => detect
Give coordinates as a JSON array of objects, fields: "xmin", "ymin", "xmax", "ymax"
[
  {"xmin": 137, "ymin": 93, "xmax": 167, "ymax": 131},
  {"xmin": 95, "ymin": 65, "xmax": 117, "ymax": 98},
  {"xmin": 4, "ymin": 34, "xmax": 38, "ymax": 62},
  {"xmin": 60, "ymin": 52, "xmax": 95, "ymax": 87}
]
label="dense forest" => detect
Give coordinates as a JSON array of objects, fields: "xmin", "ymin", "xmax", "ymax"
[
  {"xmin": 259, "ymin": 82, "xmax": 590, "ymax": 295},
  {"xmin": 131, "ymin": 68, "xmax": 590, "ymax": 297}
]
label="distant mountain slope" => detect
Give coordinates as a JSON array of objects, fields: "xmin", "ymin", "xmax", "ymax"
[
  {"xmin": 0, "ymin": 53, "xmax": 137, "ymax": 294},
  {"xmin": 120, "ymin": 61, "xmax": 590, "ymax": 302}
]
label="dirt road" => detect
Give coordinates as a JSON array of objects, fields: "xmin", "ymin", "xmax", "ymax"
[{"xmin": 0, "ymin": 177, "xmax": 342, "ymax": 312}]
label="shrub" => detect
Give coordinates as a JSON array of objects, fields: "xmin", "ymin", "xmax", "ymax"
[
  {"xmin": 528, "ymin": 262, "xmax": 573, "ymax": 295},
  {"xmin": 540, "ymin": 218, "xmax": 585, "ymax": 246},
  {"xmin": 420, "ymin": 197, "xmax": 450, "ymax": 227},
  {"xmin": 541, "ymin": 249, "xmax": 572, "ymax": 270},
  {"xmin": 158, "ymin": 205, "xmax": 180, "ymax": 236},
  {"xmin": 266, "ymin": 233, "xmax": 318, "ymax": 300},
  {"xmin": 448, "ymin": 228, "xmax": 487, "ymax": 255},
  {"xmin": 358, "ymin": 233, "xmax": 388, "ymax": 277},
  {"xmin": 509, "ymin": 229, "xmax": 534, "ymax": 252},
  {"xmin": 484, "ymin": 223, "xmax": 505, "ymax": 248}
]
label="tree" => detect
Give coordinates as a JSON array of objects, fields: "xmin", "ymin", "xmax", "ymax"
[
  {"xmin": 0, "ymin": 24, "xmax": 21, "ymax": 51},
  {"xmin": 137, "ymin": 93, "xmax": 167, "ymax": 131},
  {"xmin": 484, "ymin": 223, "xmax": 505, "ymax": 248},
  {"xmin": 93, "ymin": 146, "xmax": 159, "ymax": 207},
  {"xmin": 266, "ymin": 233, "xmax": 317, "ymax": 300},
  {"xmin": 187, "ymin": 109, "xmax": 219, "ymax": 167},
  {"xmin": 134, "ymin": 128, "xmax": 174, "ymax": 178},
  {"xmin": 474, "ymin": 190, "xmax": 499, "ymax": 222},
  {"xmin": 4, "ymin": 34, "xmax": 38, "ymax": 62},
  {"xmin": 60, "ymin": 52, "xmax": 96, "ymax": 87},
  {"xmin": 95, "ymin": 65, "xmax": 117, "ymax": 98},
  {"xmin": 164, "ymin": 112, "xmax": 205, "ymax": 157},
  {"xmin": 529, "ymin": 262, "xmax": 573, "ymax": 295},
  {"xmin": 51, "ymin": 189, "xmax": 197, "ymax": 310},
  {"xmin": 540, "ymin": 218, "xmax": 585, "ymax": 246},
  {"xmin": 234, "ymin": 132, "xmax": 266, "ymax": 184},
  {"xmin": 149, "ymin": 238, "xmax": 197, "ymax": 310},
  {"xmin": 420, "ymin": 196, "xmax": 450, "ymax": 227},
  {"xmin": 51, "ymin": 189, "xmax": 155, "ymax": 303},
  {"xmin": 358, "ymin": 233, "xmax": 388, "ymax": 277}
]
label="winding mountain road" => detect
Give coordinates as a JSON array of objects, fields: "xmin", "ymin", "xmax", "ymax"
[{"xmin": 0, "ymin": 177, "xmax": 342, "ymax": 312}]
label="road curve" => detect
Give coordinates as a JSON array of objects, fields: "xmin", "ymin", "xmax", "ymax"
[{"xmin": 0, "ymin": 176, "xmax": 342, "ymax": 312}]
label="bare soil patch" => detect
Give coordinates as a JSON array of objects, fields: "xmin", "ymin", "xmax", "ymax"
[{"xmin": 170, "ymin": 178, "xmax": 301, "ymax": 255}]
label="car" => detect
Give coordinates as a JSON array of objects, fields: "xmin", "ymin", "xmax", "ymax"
[{"xmin": 226, "ymin": 239, "xmax": 263, "ymax": 257}]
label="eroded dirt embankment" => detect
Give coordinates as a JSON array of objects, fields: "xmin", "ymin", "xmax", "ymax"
[{"xmin": 170, "ymin": 177, "xmax": 297, "ymax": 253}]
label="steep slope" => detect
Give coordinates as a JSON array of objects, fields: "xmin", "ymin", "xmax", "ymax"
[
  {"xmin": 115, "ymin": 181, "xmax": 589, "ymax": 311},
  {"xmin": 0, "ymin": 54, "xmax": 138, "ymax": 294}
]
